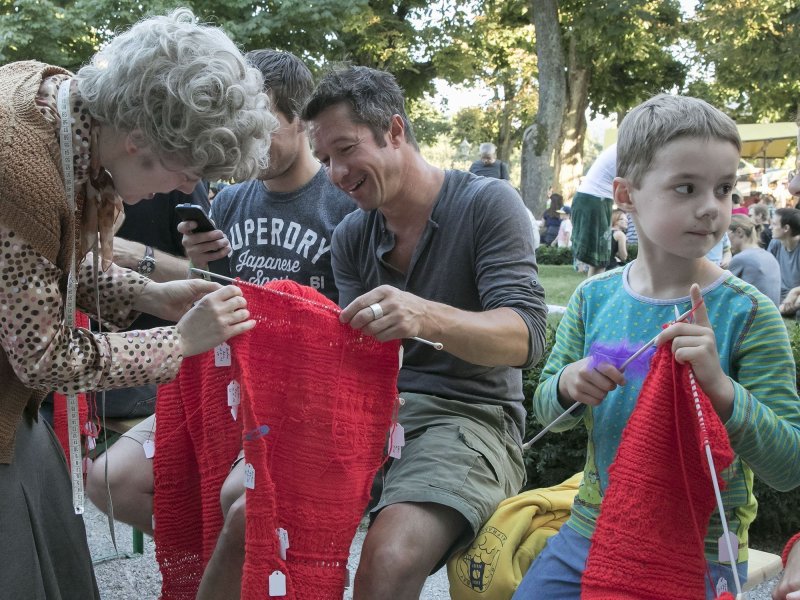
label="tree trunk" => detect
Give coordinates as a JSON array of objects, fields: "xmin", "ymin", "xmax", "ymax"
[
  {"xmin": 497, "ymin": 82, "xmax": 515, "ymax": 161},
  {"xmin": 521, "ymin": 0, "xmax": 565, "ymax": 217},
  {"xmin": 554, "ymin": 36, "xmax": 590, "ymax": 202}
]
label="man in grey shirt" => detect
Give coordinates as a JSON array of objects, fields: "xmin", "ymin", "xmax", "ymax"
[
  {"xmin": 767, "ymin": 207, "xmax": 800, "ymax": 313},
  {"xmin": 304, "ymin": 66, "xmax": 547, "ymax": 599}
]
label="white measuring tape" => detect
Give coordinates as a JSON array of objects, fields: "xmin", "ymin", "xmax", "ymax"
[{"xmin": 57, "ymin": 81, "xmax": 85, "ymax": 515}]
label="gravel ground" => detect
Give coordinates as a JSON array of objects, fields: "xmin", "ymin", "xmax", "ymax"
[
  {"xmin": 85, "ymin": 501, "xmax": 781, "ymax": 599},
  {"xmin": 86, "ymin": 502, "xmax": 450, "ymax": 599}
]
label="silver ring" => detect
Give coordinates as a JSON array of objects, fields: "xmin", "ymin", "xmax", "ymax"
[{"xmin": 369, "ymin": 302, "xmax": 384, "ymax": 320}]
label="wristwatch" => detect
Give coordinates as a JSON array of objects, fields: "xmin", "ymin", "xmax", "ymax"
[{"xmin": 137, "ymin": 245, "xmax": 156, "ymax": 276}]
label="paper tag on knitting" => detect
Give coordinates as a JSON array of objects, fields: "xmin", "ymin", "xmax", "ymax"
[
  {"xmin": 227, "ymin": 380, "xmax": 241, "ymax": 407},
  {"xmin": 244, "ymin": 463, "xmax": 255, "ymax": 489},
  {"xmin": 214, "ymin": 342, "xmax": 231, "ymax": 367},
  {"xmin": 398, "ymin": 345, "xmax": 404, "ymax": 368},
  {"xmin": 142, "ymin": 439, "xmax": 155, "ymax": 459},
  {"xmin": 277, "ymin": 527, "xmax": 289, "ymax": 560},
  {"xmin": 389, "ymin": 423, "xmax": 405, "ymax": 459},
  {"xmin": 718, "ymin": 532, "xmax": 738, "ymax": 563},
  {"xmin": 230, "ymin": 405, "xmax": 238, "ymax": 421},
  {"xmin": 268, "ymin": 570, "xmax": 286, "ymax": 596},
  {"xmin": 87, "ymin": 436, "xmax": 96, "ymax": 451}
]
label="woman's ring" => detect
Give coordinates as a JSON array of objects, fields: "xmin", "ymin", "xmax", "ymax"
[{"xmin": 369, "ymin": 303, "xmax": 384, "ymax": 320}]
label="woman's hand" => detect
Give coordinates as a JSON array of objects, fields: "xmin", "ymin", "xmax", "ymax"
[
  {"xmin": 134, "ymin": 279, "xmax": 222, "ymax": 322},
  {"xmin": 176, "ymin": 285, "xmax": 255, "ymax": 357}
]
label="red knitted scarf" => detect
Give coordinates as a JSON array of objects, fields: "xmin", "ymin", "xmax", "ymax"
[
  {"xmin": 582, "ymin": 344, "xmax": 735, "ymax": 600},
  {"xmin": 154, "ymin": 281, "xmax": 400, "ymax": 599}
]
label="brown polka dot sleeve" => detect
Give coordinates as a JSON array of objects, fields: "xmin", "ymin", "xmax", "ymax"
[
  {"xmin": 0, "ymin": 225, "xmax": 182, "ymax": 394},
  {"xmin": 75, "ymin": 254, "xmax": 148, "ymax": 330}
]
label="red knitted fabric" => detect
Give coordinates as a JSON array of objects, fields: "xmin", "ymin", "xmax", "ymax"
[
  {"xmin": 154, "ymin": 349, "xmax": 239, "ymax": 598},
  {"xmin": 154, "ymin": 281, "xmax": 400, "ymax": 599},
  {"xmin": 52, "ymin": 311, "xmax": 90, "ymax": 471},
  {"xmin": 581, "ymin": 344, "xmax": 735, "ymax": 600}
]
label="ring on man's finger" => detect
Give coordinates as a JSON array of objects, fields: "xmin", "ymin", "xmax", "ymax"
[{"xmin": 369, "ymin": 302, "xmax": 384, "ymax": 320}]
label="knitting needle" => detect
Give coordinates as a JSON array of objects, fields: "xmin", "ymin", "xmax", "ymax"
[
  {"xmin": 521, "ymin": 306, "xmax": 696, "ymax": 451},
  {"xmin": 190, "ymin": 267, "xmax": 444, "ymax": 350}
]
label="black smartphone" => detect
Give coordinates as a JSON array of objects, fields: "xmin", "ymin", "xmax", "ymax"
[
  {"xmin": 175, "ymin": 203, "xmax": 217, "ymax": 233},
  {"xmin": 174, "ymin": 203, "xmax": 232, "ymax": 278}
]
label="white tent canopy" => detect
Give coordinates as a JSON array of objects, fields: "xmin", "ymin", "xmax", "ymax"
[{"xmin": 604, "ymin": 122, "xmax": 797, "ymax": 161}]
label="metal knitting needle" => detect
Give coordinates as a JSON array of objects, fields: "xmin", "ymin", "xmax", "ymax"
[
  {"xmin": 522, "ymin": 306, "xmax": 696, "ymax": 451},
  {"xmin": 190, "ymin": 267, "xmax": 444, "ymax": 350}
]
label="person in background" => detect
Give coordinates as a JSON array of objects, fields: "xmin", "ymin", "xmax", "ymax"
[
  {"xmin": 750, "ymin": 203, "xmax": 773, "ymax": 248},
  {"xmin": 606, "ymin": 209, "xmax": 628, "ymax": 269},
  {"xmin": 731, "ymin": 191, "xmax": 749, "ymax": 215},
  {"xmin": 706, "ymin": 231, "xmax": 732, "ymax": 268},
  {"xmin": 552, "ymin": 206, "xmax": 573, "ymax": 248},
  {"xmin": 469, "ymin": 142, "xmax": 510, "ymax": 181},
  {"xmin": 727, "ymin": 214, "xmax": 781, "ymax": 307},
  {"xmin": 572, "ymin": 144, "xmax": 616, "ymax": 277},
  {"xmin": 542, "ymin": 193, "xmax": 564, "ymax": 246},
  {"xmin": 0, "ymin": 9, "xmax": 274, "ymax": 598},
  {"xmin": 767, "ymin": 207, "xmax": 800, "ymax": 314},
  {"xmin": 625, "ymin": 216, "xmax": 639, "ymax": 246}
]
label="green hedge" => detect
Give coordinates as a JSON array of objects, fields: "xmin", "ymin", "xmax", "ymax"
[
  {"xmin": 522, "ymin": 322, "xmax": 800, "ymax": 548},
  {"xmin": 536, "ymin": 244, "xmax": 639, "ymax": 266}
]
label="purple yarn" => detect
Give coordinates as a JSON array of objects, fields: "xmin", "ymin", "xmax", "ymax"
[{"xmin": 588, "ymin": 340, "xmax": 656, "ymax": 379}]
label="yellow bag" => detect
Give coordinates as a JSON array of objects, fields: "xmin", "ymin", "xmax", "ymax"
[{"xmin": 447, "ymin": 473, "xmax": 581, "ymax": 600}]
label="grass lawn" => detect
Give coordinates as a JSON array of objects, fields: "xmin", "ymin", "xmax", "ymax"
[{"xmin": 538, "ymin": 264, "xmax": 586, "ymax": 307}]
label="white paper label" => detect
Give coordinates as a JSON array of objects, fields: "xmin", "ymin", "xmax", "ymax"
[
  {"xmin": 142, "ymin": 439, "xmax": 155, "ymax": 459},
  {"xmin": 277, "ymin": 527, "xmax": 289, "ymax": 560},
  {"xmin": 227, "ymin": 380, "xmax": 241, "ymax": 407},
  {"xmin": 214, "ymin": 342, "xmax": 232, "ymax": 367},
  {"xmin": 389, "ymin": 423, "xmax": 405, "ymax": 459},
  {"xmin": 268, "ymin": 570, "xmax": 287, "ymax": 596},
  {"xmin": 244, "ymin": 463, "xmax": 255, "ymax": 489},
  {"xmin": 398, "ymin": 345, "xmax": 404, "ymax": 369},
  {"xmin": 230, "ymin": 405, "xmax": 238, "ymax": 421},
  {"xmin": 718, "ymin": 532, "xmax": 739, "ymax": 563}
]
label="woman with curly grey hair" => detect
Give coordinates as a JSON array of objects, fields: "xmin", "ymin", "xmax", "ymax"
[{"xmin": 0, "ymin": 9, "xmax": 277, "ymax": 597}]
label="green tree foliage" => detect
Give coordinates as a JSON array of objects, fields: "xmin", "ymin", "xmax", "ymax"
[
  {"xmin": 0, "ymin": 0, "xmax": 97, "ymax": 71},
  {"xmin": 440, "ymin": 0, "xmax": 538, "ymax": 161},
  {"xmin": 552, "ymin": 0, "xmax": 687, "ymax": 199},
  {"xmin": 0, "ymin": 0, "xmax": 475, "ymax": 101},
  {"xmin": 406, "ymin": 95, "xmax": 449, "ymax": 145},
  {"xmin": 688, "ymin": 0, "xmax": 800, "ymax": 122}
]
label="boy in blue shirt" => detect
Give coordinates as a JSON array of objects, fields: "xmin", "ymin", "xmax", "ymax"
[{"xmin": 513, "ymin": 94, "xmax": 800, "ymax": 599}]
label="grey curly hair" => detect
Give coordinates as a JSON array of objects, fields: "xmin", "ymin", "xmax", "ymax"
[{"xmin": 75, "ymin": 8, "xmax": 277, "ymax": 182}]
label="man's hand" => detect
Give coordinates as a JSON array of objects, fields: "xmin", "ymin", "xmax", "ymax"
[
  {"xmin": 557, "ymin": 358, "xmax": 626, "ymax": 409},
  {"xmin": 113, "ymin": 238, "xmax": 146, "ymax": 271},
  {"xmin": 655, "ymin": 283, "xmax": 734, "ymax": 421},
  {"xmin": 178, "ymin": 220, "xmax": 231, "ymax": 270},
  {"xmin": 780, "ymin": 286, "xmax": 800, "ymax": 316},
  {"xmin": 176, "ymin": 285, "xmax": 255, "ymax": 357},
  {"xmin": 773, "ymin": 539, "xmax": 800, "ymax": 600},
  {"xmin": 340, "ymin": 285, "xmax": 431, "ymax": 343},
  {"xmin": 135, "ymin": 279, "xmax": 222, "ymax": 322}
]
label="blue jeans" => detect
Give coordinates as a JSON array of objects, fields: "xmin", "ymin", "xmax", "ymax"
[{"xmin": 512, "ymin": 525, "xmax": 748, "ymax": 599}]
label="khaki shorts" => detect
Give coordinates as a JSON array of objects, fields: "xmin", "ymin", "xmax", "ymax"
[
  {"xmin": 120, "ymin": 413, "xmax": 156, "ymax": 445},
  {"xmin": 371, "ymin": 393, "xmax": 525, "ymax": 569}
]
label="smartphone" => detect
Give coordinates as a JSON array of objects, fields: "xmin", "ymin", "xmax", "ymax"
[
  {"xmin": 175, "ymin": 203, "xmax": 217, "ymax": 233},
  {"xmin": 174, "ymin": 203, "xmax": 232, "ymax": 278}
]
